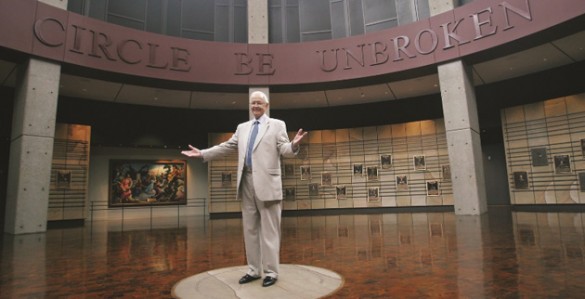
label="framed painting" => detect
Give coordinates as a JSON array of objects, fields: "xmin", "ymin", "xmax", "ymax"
[
  {"xmin": 353, "ymin": 163, "xmax": 363, "ymax": 176},
  {"xmin": 300, "ymin": 165, "xmax": 311, "ymax": 180},
  {"xmin": 554, "ymin": 154, "xmax": 571, "ymax": 174},
  {"xmin": 321, "ymin": 172, "xmax": 332, "ymax": 186},
  {"xmin": 414, "ymin": 155, "xmax": 426, "ymax": 171},
  {"xmin": 285, "ymin": 187, "xmax": 296, "ymax": 200},
  {"xmin": 426, "ymin": 180, "xmax": 440, "ymax": 196},
  {"xmin": 336, "ymin": 185, "xmax": 347, "ymax": 200},
  {"xmin": 221, "ymin": 172, "xmax": 232, "ymax": 187},
  {"xmin": 513, "ymin": 171, "xmax": 528, "ymax": 189},
  {"xmin": 396, "ymin": 175, "xmax": 408, "ymax": 191},
  {"xmin": 380, "ymin": 154, "xmax": 392, "ymax": 169},
  {"xmin": 367, "ymin": 166, "xmax": 379, "ymax": 181},
  {"xmin": 109, "ymin": 159, "xmax": 186, "ymax": 207},
  {"xmin": 368, "ymin": 187, "xmax": 380, "ymax": 202},
  {"xmin": 308, "ymin": 183, "xmax": 320, "ymax": 197}
]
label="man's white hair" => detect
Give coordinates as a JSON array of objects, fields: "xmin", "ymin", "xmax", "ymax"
[{"xmin": 250, "ymin": 91, "xmax": 269, "ymax": 103}]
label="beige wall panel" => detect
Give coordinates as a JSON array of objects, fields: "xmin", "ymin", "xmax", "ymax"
[
  {"xmin": 565, "ymin": 93, "xmax": 585, "ymax": 112},
  {"xmin": 514, "ymin": 191, "xmax": 536, "ymax": 204},
  {"xmin": 325, "ymin": 198, "xmax": 338, "ymax": 209},
  {"xmin": 322, "ymin": 130, "xmax": 336, "ymax": 143},
  {"xmin": 287, "ymin": 131, "xmax": 296, "ymax": 141},
  {"xmin": 420, "ymin": 120, "xmax": 437, "ymax": 135},
  {"xmin": 544, "ymin": 97, "xmax": 568, "ymax": 117},
  {"xmin": 297, "ymin": 200, "xmax": 311, "ymax": 210},
  {"xmin": 524, "ymin": 102, "xmax": 545, "ymax": 121},
  {"xmin": 573, "ymin": 159, "xmax": 585, "ymax": 169},
  {"xmin": 503, "ymin": 106, "xmax": 526, "ymax": 123},
  {"xmin": 548, "ymin": 129, "xmax": 571, "ymax": 145},
  {"xmin": 569, "ymin": 131, "xmax": 585, "ymax": 143},
  {"xmin": 568, "ymin": 183, "xmax": 581, "ymax": 203},
  {"xmin": 411, "ymin": 195, "xmax": 426, "ymax": 206},
  {"xmin": 423, "ymin": 147, "xmax": 439, "ymax": 157},
  {"xmin": 210, "ymin": 133, "xmax": 232, "ymax": 144},
  {"xmin": 435, "ymin": 119, "xmax": 446, "ymax": 134},
  {"xmin": 349, "ymin": 127, "xmax": 364, "ymax": 141},
  {"xmin": 308, "ymin": 130, "xmax": 322, "ymax": 143},
  {"xmin": 426, "ymin": 196, "xmax": 442, "ymax": 205},
  {"xmin": 210, "ymin": 202, "xmax": 225, "ymax": 213},
  {"xmin": 48, "ymin": 209, "xmax": 63, "ymax": 220},
  {"xmin": 555, "ymin": 187, "xmax": 576, "ymax": 204},
  {"xmin": 338, "ymin": 197, "xmax": 354, "ymax": 208},
  {"xmin": 405, "ymin": 121, "xmax": 422, "ymax": 137},
  {"xmin": 377, "ymin": 125, "xmax": 392, "ymax": 139},
  {"xmin": 396, "ymin": 196, "xmax": 411, "ymax": 206},
  {"xmin": 508, "ymin": 138, "xmax": 529, "ymax": 150},
  {"xmin": 423, "ymin": 171, "xmax": 440, "ymax": 181},
  {"xmin": 573, "ymin": 183, "xmax": 585, "ymax": 203},
  {"xmin": 335, "ymin": 128, "xmax": 350, "ymax": 142},
  {"xmin": 312, "ymin": 199, "xmax": 325, "ymax": 209},
  {"xmin": 363, "ymin": 126, "xmax": 378, "ymax": 140},
  {"xmin": 366, "ymin": 199, "xmax": 382, "ymax": 208},
  {"xmin": 391, "ymin": 123, "xmax": 407, "ymax": 138},
  {"xmin": 527, "ymin": 135, "xmax": 549, "ymax": 147},
  {"xmin": 353, "ymin": 197, "xmax": 367, "ymax": 208},
  {"xmin": 336, "ymin": 145, "xmax": 351, "ymax": 161},
  {"xmin": 382, "ymin": 196, "xmax": 397, "ymax": 207},
  {"xmin": 226, "ymin": 202, "xmax": 241, "ymax": 212},
  {"xmin": 283, "ymin": 200, "xmax": 297, "ymax": 210}
]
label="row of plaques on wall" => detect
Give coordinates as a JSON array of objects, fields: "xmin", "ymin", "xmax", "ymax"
[
  {"xmin": 513, "ymin": 143, "xmax": 585, "ymax": 191},
  {"xmin": 219, "ymin": 154, "xmax": 449, "ymax": 201}
]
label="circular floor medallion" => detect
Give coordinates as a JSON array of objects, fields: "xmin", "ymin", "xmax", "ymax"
[{"xmin": 172, "ymin": 264, "xmax": 343, "ymax": 299}]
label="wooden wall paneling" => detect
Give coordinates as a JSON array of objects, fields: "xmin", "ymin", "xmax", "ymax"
[
  {"xmin": 49, "ymin": 123, "xmax": 91, "ymax": 221},
  {"xmin": 501, "ymin": 93, "xmax": 585, "ymax": 206},
  {"xmin": 207, "ymin": 119, "xmax": 452, "ymax": 213}
]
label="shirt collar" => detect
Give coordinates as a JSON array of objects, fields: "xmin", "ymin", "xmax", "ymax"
[{"xmin": 254, "ymin": 114, "xmax": 268, "ymax": 125}]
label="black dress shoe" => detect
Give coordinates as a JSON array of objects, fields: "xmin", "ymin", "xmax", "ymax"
[
  {"xmin": 239, "ymin": 274, "xmax": 261, "ymax": 284},
  {"xmin": 262, "ymin": 276, "xmax": 277, "ymax": 287}
]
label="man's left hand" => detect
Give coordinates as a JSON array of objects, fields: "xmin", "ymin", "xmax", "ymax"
[{"xmin": 292, "ymin": 128, "xmax": 308, "ymax": 151}]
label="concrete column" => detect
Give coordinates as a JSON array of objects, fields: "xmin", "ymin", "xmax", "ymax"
[
  {"xmin": 430, "ymin": 0, "xmax": 487, "ymax": 215},
  {"xmin": 439, "ymin": 61, "xmax": 487, "ymax": 215},
  {"xmin": 3, "ymin": 0, "xmax": 66, "ymax": 234},
  {"xmin": 248, "ymin": 0, "xmax": 268, "ymax": 44},
  {"xmin": 4, "ymin": 58, "xmax": 61, "ymax": 234},
  {"xmin": 247, "ymin": 0, "xmax": 270, "ymax": 118}
]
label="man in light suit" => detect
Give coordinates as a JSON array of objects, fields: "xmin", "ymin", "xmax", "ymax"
[{"xmin": 181, "ymin": 91, "xmax": 307, "ymax": 287}]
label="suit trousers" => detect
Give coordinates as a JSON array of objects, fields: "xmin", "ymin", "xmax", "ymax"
[{"xmin": 240, "ymin": 169, "xmax": 282, "ymax": 278}]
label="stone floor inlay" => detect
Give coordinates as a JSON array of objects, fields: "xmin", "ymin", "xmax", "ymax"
[{"xmin": 172, "ymin": 264, "xmax": 343, "ymax": 299}]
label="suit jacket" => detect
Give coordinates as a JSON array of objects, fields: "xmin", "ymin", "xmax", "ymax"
[{"xmin": 201, "ymin": 117, "xmax": 297, "ymax": 201}]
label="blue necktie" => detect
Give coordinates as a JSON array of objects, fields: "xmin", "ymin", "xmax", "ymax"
[{"xmin": 245, "ymin": 121, "xmax": 259, "ymax": 167}]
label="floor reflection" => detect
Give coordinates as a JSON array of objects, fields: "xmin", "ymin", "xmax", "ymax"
[{"xmin": 1, "ymin": 207, "xmax": 585, "ymax": 298}]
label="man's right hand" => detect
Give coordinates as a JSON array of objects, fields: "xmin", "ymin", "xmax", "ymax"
[{"xmin": 181, "ymin": 144, "xmax": 202, "ymax": 158}]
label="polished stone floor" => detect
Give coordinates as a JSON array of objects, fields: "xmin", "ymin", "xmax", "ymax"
[{"xmin": 1, "ymin": 206, "xmax": 585, "ymax": 298}]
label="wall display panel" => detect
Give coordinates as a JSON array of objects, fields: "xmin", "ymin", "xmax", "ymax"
[
  {"xmin": 48, "ymin": 123, "xmax": 91, "ymax": 221},
  {"xmin": 208, "ymin": 119, "xmax": 451, "ymax": 213},
  {"xmin": 502, "ymin": 92, "xmax": 585, "ymax": 205}
]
